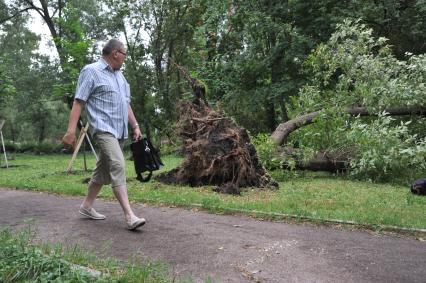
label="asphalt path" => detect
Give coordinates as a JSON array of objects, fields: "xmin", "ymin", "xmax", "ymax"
[{"xmin": 0, "ymin": 188, "xmax": 425, "ymax": 282}]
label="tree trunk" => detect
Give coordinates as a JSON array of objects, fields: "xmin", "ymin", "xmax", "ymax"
[
  {"xmin": 271, "ymin": 106, "xmax": 426, "ymax": 145},
  {"xmin": 278, "ymin": 93, "xmax": 290, "ymax": 122},
  {"xmin": 265, "ymin": 99, "xmax": 277, "ymax": 132},
  {"xmin": 277, "ymin": 147, "xmax": 350, "ymax": 172},
  {"xmin": 38, "ymin": 121, "xmax": 46, "ymax": 144}
]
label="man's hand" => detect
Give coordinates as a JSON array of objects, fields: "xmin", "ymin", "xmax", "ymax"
[
  {"xmin": 63, "ymin": 100, "xmax": 83, "ymax": 150},
  {"xmin": 133, "ymin": 127, "xmax": 142, "ymax": 141},
  {"xmin": 62, "ymin": 131, "xmax": 77, "ymax": 149}
]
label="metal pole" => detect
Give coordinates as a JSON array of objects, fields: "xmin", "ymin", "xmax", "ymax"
[{"xmin": 0, "ymin": 131, "xmax": 8, "ymax": 168}]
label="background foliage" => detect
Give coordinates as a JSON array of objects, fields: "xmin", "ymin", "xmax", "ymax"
[
  {"xmin": 0, "ymin": 0, "xmax": 425, "ymax": 182},
  {"xmin": 292, "ymin": 20, "xmax": 426, "ymax": 181}
]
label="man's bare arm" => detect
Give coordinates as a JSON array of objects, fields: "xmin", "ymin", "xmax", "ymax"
[
  {"xmin": 62, "ymin": 99, "xmax": 85, "ymax": 148},
  {"xmin": 128, "ymin": 105, "xmax": 142, "ymax": 140}
]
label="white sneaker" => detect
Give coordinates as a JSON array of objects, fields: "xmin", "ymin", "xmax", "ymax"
[
  {"xmin": 79, "ymin": 206, "xmax": 106, "ymax": 220},
  {"xmin": 127, "ymin": 216, "xmax": 146, "ymax": 230}
]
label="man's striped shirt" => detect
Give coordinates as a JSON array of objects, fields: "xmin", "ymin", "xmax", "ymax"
[{"xmin": 75, "ymin": 58, "xmax": 131, "ymax": 139}]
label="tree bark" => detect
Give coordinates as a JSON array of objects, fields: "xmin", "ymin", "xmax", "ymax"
[
  {"xmin": 265, "ymin": 99, "xmax": 277, "ymax": 131},
  {"xmin": 271, "ymin": 106, "xmax": 426, "ymax": 145},
  {"xmin": 277, "ymin": 147, "xmax": 349, "ymax": 172},
  {"xmin": 38, "ymin": 121, "xmax": 46, "ymax": 144}
]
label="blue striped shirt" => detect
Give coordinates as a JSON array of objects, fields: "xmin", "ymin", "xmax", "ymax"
[{"xmin": 75, "ymin": 58, "xmax": 131, "ymax": 139}]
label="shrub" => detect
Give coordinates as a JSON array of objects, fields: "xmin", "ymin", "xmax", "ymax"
[
  {"xmin": 158, "ymin": 142, "xmax": 181, "ymax": 156},
  {"xmin": 252, "ymin": 133, "xmax": 283, "ymax": 170},
  {"xmin": 1, "ymin": 141, "xmax": 63, "ymax": 154},
  {"xmin": 34, "ymin": 141, "xmax": 63, "ymax": 154},
  {"xmin": 347, "ymin": 113, "xmax": 426, "ymax": 182},
  {"xmin": 2, "ymin": 141, "xmax": 19, "ymax": 153}
]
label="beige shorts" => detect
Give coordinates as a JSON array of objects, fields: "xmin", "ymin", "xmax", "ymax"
[{"xmin": 91, "ymin": 132, "xmax": 126, "ymax": 187}]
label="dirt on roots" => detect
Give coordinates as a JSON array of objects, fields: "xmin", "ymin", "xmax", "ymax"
[{"xmin": 157, "ymin": 100, "xmax": 278, "ymax": 194}]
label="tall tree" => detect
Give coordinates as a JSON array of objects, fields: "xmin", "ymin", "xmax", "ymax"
[
  {"xmin": 0, "ymin": 8, "xmax": 63, "ymax": 142},
  {"xmin": 194, "ymin": 0, "xmax": 311, "ymax": 133},
  {"xmin": 2, "ymin": 0, "xmax": 105, "ymax": 105},
  {"xmin": 105, "ymin": 0, "xmax": 206, "ymax": 140},
  {"xmin": 104, "ymin": 0, "xmax": 155, "ymax": 138},
  {"xmin": 290, "ymin": 0, "xmax": 426, "ymax": 58},
  {"xmin": 146, "ymin": 0, "xmax": 205, "ymax": 126}
]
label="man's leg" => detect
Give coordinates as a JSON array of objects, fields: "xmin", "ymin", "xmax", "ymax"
[
  {"xmin": 78, "ymin": 181, "xmax": 106, "ymax": 220},
  {"xmin": 80, "ymin": 131, "xmax": 110, "ymax": 214},
  {"xmin": 113, "ymin": 185, "xmax": 145, "ymax": 229},
  {"xmin": 112, "ymin": 185, "xmax": 136, "ymax": 222},
  {"xmin": 95, "ymin": 132, "xmax": 145, "ymax": 228},
  {"xmin": 79, "ymin": 132, "xmax": 108, "ymax": 219},
  {"xmin": 81, "ymin": 181, "xmax": 103, "ymax": 210}
]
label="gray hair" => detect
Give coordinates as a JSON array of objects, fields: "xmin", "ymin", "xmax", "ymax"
[{"xmin": 102, "ymin": 39, "xmax": 124, "ymax": 56}]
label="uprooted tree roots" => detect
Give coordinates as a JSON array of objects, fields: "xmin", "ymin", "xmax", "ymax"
[{"xmin": 157, "ymin": 100, "xmax": 278, "ymax": 194}]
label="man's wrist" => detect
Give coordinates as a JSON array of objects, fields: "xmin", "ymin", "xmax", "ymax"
[{"xmin": 132, "ymin": 123, "xmax": 139, "ymax": 130}]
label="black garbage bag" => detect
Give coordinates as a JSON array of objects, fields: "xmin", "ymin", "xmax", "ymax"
[
  {"xmin": 130, "ymin": 138, "xmax": 164, "ymax": 182},
  {"xmin": 411, "ymin": 178, "xmax": 426, "ymax": 195}
]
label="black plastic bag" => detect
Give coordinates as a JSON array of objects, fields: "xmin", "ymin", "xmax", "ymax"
[
  {"xmin": 130, "ymin": 138, "xmax": 164, "ymax": 182},
  {"xmin": 411, "ymin": 178, "xmax": 426, "ymax": 195}
]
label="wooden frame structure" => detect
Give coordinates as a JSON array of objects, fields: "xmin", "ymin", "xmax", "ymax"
[
  {"xmin": 66, "ymin": 122, "xmax": 98, "ymax": 173},
  {"xmin": 0, "ymin": 120, "xmax": 8, "ymax": 168}
]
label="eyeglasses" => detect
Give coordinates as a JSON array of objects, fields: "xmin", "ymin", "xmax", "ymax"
[{"xmin": 116, "ymin": 50, "xmax": 127, "ymax": 56}]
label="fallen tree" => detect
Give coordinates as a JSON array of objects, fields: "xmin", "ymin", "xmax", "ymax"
[
  {"xmin": 277, "ymin": 147, "xmax": 351, "ymax": 173},
  {"xmin": 271, "ymin": 106, "xmax": 426, "ymax": 145},
  {"xmin": 270, "ymin": 106, "xmax": 426, "ymax": 172},
  {"xmin": 157, "ymin": 63, "xmax": 278, "ymax": 194}
]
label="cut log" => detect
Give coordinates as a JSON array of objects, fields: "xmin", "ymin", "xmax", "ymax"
[{"xmin": 271, "ymin": 106, "xmax": 426, "ymax": 145}]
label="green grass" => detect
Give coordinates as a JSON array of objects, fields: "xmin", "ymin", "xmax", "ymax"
[
  {"xmin": 1, "ymin": 153, "xmax": 425, "ymax": 230},
  {"xmin": 0, "ymin": 225, "xmax": 188, "ymax": 282}
]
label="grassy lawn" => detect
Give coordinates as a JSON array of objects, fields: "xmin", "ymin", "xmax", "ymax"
[{"xmin": 0, "ymin": 153, "xmax": 425, "ymax": 230}]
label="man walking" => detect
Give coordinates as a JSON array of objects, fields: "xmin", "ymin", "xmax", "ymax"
[{"xmin": 62, "ymin": 39, "xmax": 145, "ymax": 230}]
